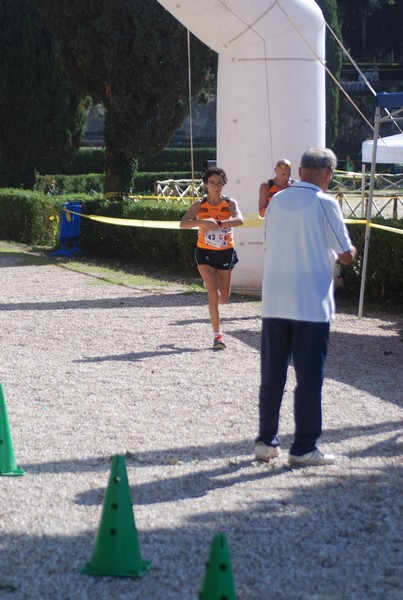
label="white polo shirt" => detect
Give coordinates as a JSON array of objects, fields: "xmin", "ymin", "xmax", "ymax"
[{"xmin": 262, "ymin": 180, "xmax": 353, "ymax": 322}]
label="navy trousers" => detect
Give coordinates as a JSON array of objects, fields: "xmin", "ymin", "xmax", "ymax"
[{"xmin": 258, "ymin": 318, "xmax": 330, "ymax": 456}]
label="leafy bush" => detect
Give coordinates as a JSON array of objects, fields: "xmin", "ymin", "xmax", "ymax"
[
  {"xmin": 131, "ymin": 171, "xmax": 201, "ymax": 194},
  {"xmin": 0, "ymin": 189, "xmax": 93, "ymax": 245},
  {"xmin": 79, "ymin": 198, "xmax": 195, "ymax": 270},
  {"xmin": 35, "ymin": 173, "xmax": 104, "ymax": 195},
  {"xmin": 36, "ymin": 146, "xmax": 215, "ymax": 177},
  {"xmin": 64, "ymin": 147, "xmax": 105, "ymax": 175},
  {"xmin": 35, "ymin": 170, "xmax": 202, "ymax": 196},
  {"xmin": 137, "ymin": 147, "xmax": 215, "ymax": 172},
  {"xmin": 340, "ymin": 218, "xmax": 403, "ymax": 305},
  {"xmin": 1, "ymin": 190, "xmax": 401, "ymax": 303}
]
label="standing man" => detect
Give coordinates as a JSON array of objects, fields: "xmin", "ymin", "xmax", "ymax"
[
  {"xmin": 255, "ymin": 148, "xmax": 357, "ymax": 466},
  {"xmin": 258, "ymin": 158, "xmax": 293, "ymax": 217}
]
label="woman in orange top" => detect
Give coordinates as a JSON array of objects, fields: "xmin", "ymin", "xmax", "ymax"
[{"xmin": 180, "ymin": 166, "xmax": 244, "ymax": 350}]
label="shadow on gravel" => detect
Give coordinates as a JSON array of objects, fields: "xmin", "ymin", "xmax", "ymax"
[
  {"xmin": 0, "ymin": 293, "xmax": 208, "ymax": 311},
  {"xmin": 326, "ymin": 330, "xmax": 402, "ymax": 408},
  {"xmin": 74, "ymin": 459, "xmax": 287, "ymax": 507},
  {"xmin": 75, "ymin": 346, "xmax": 204, "ymax": 363},
  {"xmin": 67, "ymin": 422, "xmax": 402, "ymax": 508},
  {"xmin": 0, "ymin": 251, "xmax": 54, "ymax": 267},
  {"xmin": 1, "ymin": 464, "xmax": 401, "ymax": 599},
  {"xmin": 230, "ymin": 326, "xmax": 402, "ymax": 407},
  {"xmin": 176, "ymin": 315, "xmax": 259, "ymax": 327},
  {"xmin": 20, "ymin": 417, "xmax": 401, "ymax": 478}
]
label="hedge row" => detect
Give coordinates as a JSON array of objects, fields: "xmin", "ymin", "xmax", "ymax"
[
  {"xmin": 37, "ymin": 146, "xmax": 216, "ymax": 176},
  {"xmin": 339, "ymin": 220, "xmax": 403, "ymax": 306},
  {"xmin": 0, "ymin": 189, "xmax": 91, "ymax": 246},
  {"xmin": 0, "ymin": 189, "xmax": 402, "ymax": 303},
  {"xmin": 136, "ymin": 147, "xmax": 215, "ymax": 172},
  {"xmin": 79, "ymin": 198, "xmax": 196, "ymax": 271},
  {"xmin": 35, "ymin": 173, "xmax": 104, "ymax": 195},
  {"xmin": 34, "ymin": 171, "xmax": 203, "ymax": 196},
  {"xmin": 131, "ymin": 171, "xmax": 201, "ymax": 194},
  {"xmin": 0, "ymin": 189, "xmax": 195, "ymax": 270}
]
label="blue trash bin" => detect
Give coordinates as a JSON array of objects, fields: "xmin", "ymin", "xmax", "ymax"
[{"xmin": 50, "ymin": 201, "xmax": 85, "ymax": 258}]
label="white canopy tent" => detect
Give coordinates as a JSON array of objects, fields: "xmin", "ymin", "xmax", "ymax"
[
  {"xmin": 362, "ymin": 132, "xmax": 403, "ymax": 164},
  {"xmin": 359, "ymin": 92, "xmax": 403, "ymax": 317}
]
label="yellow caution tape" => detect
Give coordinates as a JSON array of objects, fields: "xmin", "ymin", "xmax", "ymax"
[
  {"xmin": 88, "ymin": 214, "xmax": 181, "ymax": 229},
  {"xmin": 62, "ymin": 208, "xmax": 402, "ymax": 234},
  {"xmin": 344, "ymin": 219, "xmax": 367, "ymax": 224},
  {"xmin": 369, "ymin": 222, "xmax": 403, "ymax": 234},
  {"xmin": 63, "ymin": 208, "xmax": 263, "ymax": 229}
]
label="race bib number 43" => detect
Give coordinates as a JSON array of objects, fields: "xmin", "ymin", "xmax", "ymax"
[{"xmin": 204, "ymin": 229, "xmax": 228, "ymax": 248}]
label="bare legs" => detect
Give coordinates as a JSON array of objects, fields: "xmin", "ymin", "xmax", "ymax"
[{"xmin": 197, "ymin": 264, "xmax": 232, "ymax": 333}]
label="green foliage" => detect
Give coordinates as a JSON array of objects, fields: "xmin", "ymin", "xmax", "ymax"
[
  {"xmin": 337, "ymin": 0, "xmax": 403, "ymax": 61},
  {"xmin": 79, "ymin": 198, "xmax": 196, "ymax": 270},
  {"xmin": 0, "ymin": 189, "xmax": 64, "ymax": 245},
  {"xmin": 131, "ymin": 172, "xmax": 201, "ymax": 194},
  {"xmin": 34, "ymin": 147, "xmax": 213, "ymax": 194},
  {"xmin": 33, "ymin": 0, "xmax": 215, "ymax": 194},
  {"xmin": 316, "ymin": 0, "xmax": 342, "ymax": 146},
  {"xmin": 35, "ymin": 173, "xmax": 105, "ymax": 195},
  {"xmin": 137, "ymin": 147, "xmax": 216, "ymax": 173},
  {"xmin": 0, "ymin": 0, "xmax": 87, "ymax": 188},
  {"xmin": 340, "ymin": 218, "xmax": 403, "ymax": 306},
  {"xmin": 37, "ymin": 146, "xmax": 215, "ymax": 177},
  {"xmin": 1, "ymin": 191, "xmax": 401, "ymax": 302},
  {"xmin": 37, "ymin": 147, "xmax": 106, "ymax": 176}
]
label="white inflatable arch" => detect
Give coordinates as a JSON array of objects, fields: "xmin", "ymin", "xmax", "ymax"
[{"xmin": 157, "ymin": 0, "xmax": 326, "ymax": 290}]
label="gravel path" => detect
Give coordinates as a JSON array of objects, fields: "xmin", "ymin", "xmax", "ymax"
[{"xmin": 0, "ymin": 250, "xmax": 402, "ymax": 600}]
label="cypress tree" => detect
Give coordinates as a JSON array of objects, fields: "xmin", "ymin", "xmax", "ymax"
[
  {"xmin": 33, "ymin": 0, "xmax": 214, "ymax": 195},
  {"xmin": 0, "ymin": 0, "xmax": 87, "ymax": 188},
  {"xmin": 316, "ymin": 0, "xmax": 343, "ymax": 147}
]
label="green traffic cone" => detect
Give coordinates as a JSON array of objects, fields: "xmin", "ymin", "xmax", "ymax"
[
  {"xmin": 0, "ymin": 382, "xmax": 24, "ymax": 476},
  {"xmin": 81, "ymin": 454, "xmax": 151, "ymax": 578},
  {"xmin": 199, "ymin": 532, "xmax": 237, "ymax": 599}
]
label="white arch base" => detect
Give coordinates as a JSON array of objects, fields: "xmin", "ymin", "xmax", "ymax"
[{"xmin": 157, "ymin": 0, "xmax": 326, "ymax": 290}]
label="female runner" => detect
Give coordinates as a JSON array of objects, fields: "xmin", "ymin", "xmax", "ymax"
[{"xmin": 180, "ymin": 166, "xmax": 244, "ymax": 349}]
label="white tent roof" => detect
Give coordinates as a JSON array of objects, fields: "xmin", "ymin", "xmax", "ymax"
[{"xmin": 362, "ymin": 132, "xmax": 403, "ymax": 164}]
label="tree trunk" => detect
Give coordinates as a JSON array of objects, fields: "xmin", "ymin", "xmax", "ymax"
[
  {"xmin": 104, "ymin": 105, "xmax": 135, "ymax": 198},
  {"xmin": 104, "ymin": 145, "xmax": 134, "ymax": 198}
]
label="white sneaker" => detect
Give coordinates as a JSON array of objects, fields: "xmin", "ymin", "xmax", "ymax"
[
  {"xmin": 288, "ymin": 448, "xmax": 335, "ymax": 466},
  {"xmin": 254, "ymin": 441, "xmax": 279, "ymax": 462}
]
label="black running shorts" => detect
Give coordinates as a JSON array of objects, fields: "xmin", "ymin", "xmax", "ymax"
[{"xmin": 195, "ymin": 247, "xmax": 239, "ymax": 271}]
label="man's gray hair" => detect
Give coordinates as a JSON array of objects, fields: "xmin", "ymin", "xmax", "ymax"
[{"xmin": 300, "ymin": 147, "xmax": 337, "ymax": 170}]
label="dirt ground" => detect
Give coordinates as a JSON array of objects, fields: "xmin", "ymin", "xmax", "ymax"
[{"xmin": 0, "ymin": 248, "xmax": 402, "ymax": 599}]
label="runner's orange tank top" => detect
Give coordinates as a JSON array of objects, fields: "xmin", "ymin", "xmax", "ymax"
[
  {"xmin": 196, "ymin": 196, "xmax": 234, "ymax": 250},
  {"xmin": 266, "ymin": 180, "xmax": 283, "ymax": 203}
]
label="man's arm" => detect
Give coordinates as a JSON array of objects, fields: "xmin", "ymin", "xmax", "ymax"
[{"xmin": 258, "ymin": 182, "xmax": 269, "ymax": 217}]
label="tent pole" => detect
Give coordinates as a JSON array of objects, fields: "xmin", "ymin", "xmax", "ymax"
[
  {"xmin": 358, "ymin": 105, "xmax": 380, "ymax": 318},
  {"xmin": 360, "ymin": 163, "xmax": 366, "ymax": 217}
]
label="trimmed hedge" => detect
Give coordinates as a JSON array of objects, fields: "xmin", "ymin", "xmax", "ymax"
[
  {"xmin": 131, "ymin": 171, "xmax": 202, "ymax": 194},
  {"xmin": 79, "ymin": 198, "xmax": 196, "ymax": 271},
  {"xmin": 340, "ymin": 218, "xmax": 403, "ymax": 306},
  {"xmin": 0, "ymin": 189, "xmax": 401, "ymax": 303},
  {"xmin": 36, "ymin": 146, "xmax": 215, "ymax": 176},
  {"xmin": 37, "ymin": 146, "xmax": 105, "ymax": 175},
  {"xmin": 34, "ymin": 171, "xmax": 202, "ymax": 196},
  {"xmin": 0, "ymin": 189, "xmax": 92, "ymax": 245},
  {"xmin": 35, "ymin": 173, "xmax": 104, "ymax": 195},
  {"xmin": 137, "ymin": 147, "xmax": 215, "ymax": 172}
]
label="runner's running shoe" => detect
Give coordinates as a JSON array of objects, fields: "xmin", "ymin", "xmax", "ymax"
[{"xmin": 213, "ymin": 334, "xmax": 226, "ymax": 350}]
